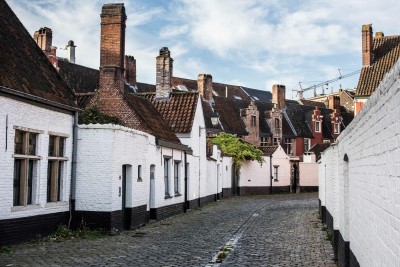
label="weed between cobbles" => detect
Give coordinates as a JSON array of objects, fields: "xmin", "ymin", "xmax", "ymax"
[
  {"xmin": 43, "ymin": 222, "xmax": 105, "ymax": 242},
  {"xmin": 0, "ymin": 246, "xmax": 12, "ymax": 255}
]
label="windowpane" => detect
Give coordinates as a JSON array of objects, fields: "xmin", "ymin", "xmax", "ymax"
[
  {"xmin": 27, "ymin": 160, "xmax": 34, "ymax": 205},
  {"xmin": 58, "ymin": 162, "xmax": 62, "ymax": 201},
  {"xmin": 14, "ymin": 130, "xmax": 24, "ymax": 154},
  {"xmin": 47, "ymin": 161, "xmax": 53, "ymax": 202},
  {"xmin": 28, "ymin": 133, "xmax": 37, "ymax": 155},
  {"xmin": 49, "ymin": 136, "xmax": 55, "ymax": 156},
  {"xmin": 164, "ymin": 159, "xmax": 169, "ymax": 196},
  {"xmin": 59, "ymin": 137, "xmax": 65, "ymax": 157},
  {"xmin": 13, "ymin": 160, "xmax": 22, "ymax": 206},
  {"xmin": 174, "ymin": 162, "xmax": 179, "ymax": 194}
]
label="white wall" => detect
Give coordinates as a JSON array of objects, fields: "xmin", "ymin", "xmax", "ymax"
[
  {"xmin": 240, "ymin": 157, "xmax": 270, "ymax": 187},
  {"xmin": 222, "ymin": 156, "xmax": 233, "ymax": 190},
  {"xmin": 299, "ymin": 162, "xmax": 318, "ymax": 187},
  {"xmin": 0, "ymin": 97, "xmax": 74, "ymax": 220},
  {"xmin": 320, "ymin": 59, "xmax": 400, "ymax": 266},
  {"xmin": 271, "ymin": 146, "xmax": 291, "ymax": 187},
  {"xmin": 76, "ymin": 124, "xmax": 185, "ymax": 214}
]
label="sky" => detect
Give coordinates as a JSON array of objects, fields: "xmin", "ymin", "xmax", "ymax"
[{"xmin": 7, "ymin": 0, "xmax": 400, "ymax": 99}]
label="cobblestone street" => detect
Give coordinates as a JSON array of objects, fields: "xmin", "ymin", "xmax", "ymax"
[{"xmin": 0, "ymin": 193, "xmax": 336, "ymax": 267}]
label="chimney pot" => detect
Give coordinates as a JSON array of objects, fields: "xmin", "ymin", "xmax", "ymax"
[
  {"xmin": 66, "ymin": 40, "xmax": 76, "ymax": 64},
  {"xmin": 198, "ymin": 74, "xmax": 213, "ymax": 100},
  {"xmin": 362, "ymin": 24, "xmax": 373, "ymax": 66},
  {"xmin": 156, "ymin": 47, "xmax": 173, "ymax": 99},
  {"xmin": 124, "ymin": 55, "xmax": 137, "ymax": 86},
  {"xmin": 375, "ymin": 32, "xmax": 384, "ymax": 38},
  {"xmin": 272, "ymin": 84, "xmax": 286, "ymax": 109}
]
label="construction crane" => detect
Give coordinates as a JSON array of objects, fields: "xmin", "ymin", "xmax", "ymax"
[{"xmin": 293, "ymin": 69, "xmax": 360, "ymax": 100}]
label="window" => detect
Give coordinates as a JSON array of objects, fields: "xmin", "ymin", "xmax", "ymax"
[
  {"xmin": 174, "ymin": 161, "xmax": 180, "ymax": 195},
  {"xmin": 164, "ymin": 158, "xmax": 170, "ymax": 197},
  {"xmin": 285, "ymin": 138, "xmax": 292, "ymax": 155},
  {"xmin": 334, "ymin": 123, "xmax": 340, "ymax": 134},
  {"xmin": 315, "ymin": 121, "xmax": 321, "ymax": 133},
  {"xmin": 137, "ymin": 165, "xmax": 142, "ymax": 182},
  {"xmin": 47, "ymin": 136, "xmax": 67, "ymax": 202},
  {"xmin": 275, "ymin": 118, "xmax": 280, "ymax": 129},
  {"xmin": 273, "ymin": 166, "xmax": 279, "ymax": 181},
  {"xmin": 260, "ymin": 137, "xmax": 268, "ymax": 147},
  {"xmin": 13, "ymin": 130, "xmax": 40, "ymax": 206},
  {"xmin": 304, "ymin": 138, "xmax": 310, "ymax": 153},
  {"xmin": 251, "ymin": 115, "xmax": 256, "ymax": 127},
  {"xmin": 273, "ymin": 138, "xmax": 279, "ymax": 145}
]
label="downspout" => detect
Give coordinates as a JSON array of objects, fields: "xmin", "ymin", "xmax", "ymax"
[
  {"xmin": 68, "ymin": 111, "xmax": 78, "ymax": 228},
  {"xmin": 184, "ymin": 151, "xmax": 188, "ymax": 212},
  {"xmin": 269, "ymin": 154, "xmax": 273, "ymax": 195}
]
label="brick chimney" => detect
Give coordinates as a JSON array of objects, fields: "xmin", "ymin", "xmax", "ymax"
[
  {"xmin": 156, "ymin": 47, "xmax": 173, "ymax": 99},
  {"xmin": 33, "ymin": 27, "xmax": 52, "ymax": 54},
  {"xmin": 272, "ymin": 84, "xmax": 286, "ymax": 109},
  {"xmin": 66, "ymin": 40, "xmax": 76, "ymax": 64},
  {"xmin": 328, "ymin": 95, "xmax": 340, "ymax": 110},
  {"xmin": 362, "ymin": 24, "xmax": 373, "ymax": 66},
  {"xmin": 99, "ymin": 3, "xmax": 126, "ymax": 92},
  {"xmin": 124, "ymin": 55, "xmax": 136, "ymax": 86},
  {"xmin": 198, "ymin": 74, "xmax": 213, "ymax": 100}
]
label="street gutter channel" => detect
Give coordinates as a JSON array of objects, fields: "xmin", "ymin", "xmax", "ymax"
[{"xmin": 204, "ymin": 200, "xmax": 275, "ymax": 267}]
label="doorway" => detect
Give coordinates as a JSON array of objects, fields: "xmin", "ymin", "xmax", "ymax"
[
  {"xmin": 231, "ymin": 164, "xmax": 239, "ymax": 196},
  {"xmin": 121, "ymin": 164, "xmax": 132, "ymax": 230},
  {"xmin": 149, "ymin": 165, "xmax": 155, "ymax": 211}
]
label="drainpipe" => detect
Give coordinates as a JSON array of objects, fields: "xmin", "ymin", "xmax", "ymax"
[
  {"xmin": 68, "ymin": 111, "xmax": 79, "ymax": 228},
  {"xmin": 269, "ymin": 154, "xmax": 273, "ymax": 195},
  {"xmin": 184, "ymin": 151, "xmax": 188, "ymax": 212}
]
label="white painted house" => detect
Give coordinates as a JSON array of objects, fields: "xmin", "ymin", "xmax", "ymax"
[{"xmin": 0, "ymin": 0, "xmax": 78, "ymax": 246}]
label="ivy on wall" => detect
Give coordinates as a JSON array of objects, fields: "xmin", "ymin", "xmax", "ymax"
[
  {"xmin": 78, "ymin": 107, "xmax": 122, "ymax": 125},
  {"xmin": 211, "ymin": 132, "xmax": 264, "ymax": 168}
]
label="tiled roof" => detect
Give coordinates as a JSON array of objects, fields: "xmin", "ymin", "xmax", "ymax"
[
  {"xmin": 124, "ymin": 93, "xmax": 181, "ymax": 144},
  {"xmin": 259, "ymin": 146, "xmax": 278, "ymax": 156},
  {"xmin": 0, "ymin": 0, "xmax": 76, "ymax": 108},
  {"xmin": 357, "ymin": 35, "xmax": 400, "ymax": 96},
  {"xmin": 282, "ymin": 115, "xmax": 296, "ymax": 139},
  {"xmin": 202, "ymin": 99, "xmax": 223, "ymax": 131},
  {"xmin": 284, "ymin": 105, "xmax": 314, "ymax": 138},
  {"xmin": 213, "ymin": 82, "xmax": 250, "ymax": 100},
  {"xmin": 58, "ymin": 60, "xmax": 99, "ymax": 93},
  {"xmin": 309, "ymin": 142, "xmax": 331, "ymax": 161},
  {"xmin": 139, "ymin": 92, "xmax": 199, "ymax": 133},
  {"xmin": 242, "ymin": 87, "xmax": 272, "ymax": 102},
  {"xmin": 255, "ymin": 102, "xmax": 274, "ymax": 137},
  {"xmin": 298, "ymin": 99, "xmax": 326, "ymax": 109},
  {"xmin": 213, "ymin": 96, "xmax": 249, "ymax": 135},
  {"xmin": 172, "ymin": 77, "xmax": 198, "ymax": 91},
  {"xmin": 136, "ymin": 82, "xmax": 156, "ymax": 93}
]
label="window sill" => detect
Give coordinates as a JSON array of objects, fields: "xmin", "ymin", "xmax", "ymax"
[
  {"xmin": 45, "ymin": 201, "xmax": 68, "ymax": 208},
  {"xmin": 164, "ymin": 195, "xmax": 172, "ymax": 199},
  {"xmin": 11, "ymin": 204, "xmax": 40, "ymax": 212},
  {"xmin": 174, "ymin": 193, "xmax": 182, "ymax": 197}
]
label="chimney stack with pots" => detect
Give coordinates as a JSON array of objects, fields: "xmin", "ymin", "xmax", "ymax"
[
  {"xmin": 33, "ymin": 27, "xmax": 52, "ymax": 54},
  {"xmin": 66, "ymin": 40, "xmax": 76, "ymax": 64},
  {"xmin": 124, "ymin": 55, "xmax": 136, "ymax": 86},
  {"xmin": 362, "ymin": 24, "xmax": 373, "ymax": 66},
  {"xmin": 156, "ymin": 47, "xmax": 173, "ymax": 99},
  {"xmin": 198, "ymin": 74, "xmax": 213, "ymax": 101},
  {"xmin": 272, "ymin": 84, "xmax": 286, "ymax": 109}
]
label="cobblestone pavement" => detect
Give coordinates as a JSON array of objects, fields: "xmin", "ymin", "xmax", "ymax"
[{"xmin": 0, "ymin": 193, "xmax": 336, "ymax": 267}]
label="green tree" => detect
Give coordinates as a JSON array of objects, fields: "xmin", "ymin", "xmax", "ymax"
[
  {"xmin": 78, "ymin": 107, "xmax": 122, "ymax": 125},
  {"xmin": 211, "ymin": 132, "xmax": 264, "ymax": 168}
]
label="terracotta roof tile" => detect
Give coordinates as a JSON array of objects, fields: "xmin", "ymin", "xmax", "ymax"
[
  {"xmin": 259, "ymin": 146, "xmax": 278, "ymax": 156},
  {"xmin": 124, "ymin": 93, "xmax": 181, "ymax": 144},
  {"xmin": 357, "ymin": 35, "xmax": 400, "ymax": 96},
  {"xmin": 0, "ymin": 0, "xmax": 76, "ymax": 107},
  {"xmin": 139, "ymin": 92, "xmax": 199, "ymax": 133}
]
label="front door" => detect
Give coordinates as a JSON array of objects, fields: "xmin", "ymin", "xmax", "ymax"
[
  {"xmin": 291, "ymin": 164, "xmax": 298, "ymax": 193},
  {"xmin": 121, "ymin": 165, "xmax": 130, "ymax": 230},
  {"xmin": 149, "ymin": 165, "xmax": 155, "ymax": 210},
  {"xmin": 231, "ymin": 164, "xmax": 239, "ymax": 196}
]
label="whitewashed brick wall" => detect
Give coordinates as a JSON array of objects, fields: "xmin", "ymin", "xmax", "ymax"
[
  {"xmin": 0, "ymin": 97, "xmax": 74, "ymax": 220},
  {"xmin": 320, "ymin": 58, "xmax": 400, "ymax": 266}
]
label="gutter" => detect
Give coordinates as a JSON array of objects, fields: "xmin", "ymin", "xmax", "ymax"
[
  {"xmin": 68, "ymin": 111, "xmax": 79, "ymax": 228},
  {"xmin": 0, "ymin": 85, "xmax": 79, "ymax": 112},
  {"xmin": 156, "ymin": 138, "xmax": 192, "ymax": 154}
]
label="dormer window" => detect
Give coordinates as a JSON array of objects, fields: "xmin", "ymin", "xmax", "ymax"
[
  {"xmin": 315, "ymin": 121, "xmax": 321, "ymax": 133},
  {"xmin": 251, "ymin": 115, "xmax": 256, "ymax": 127},
  {"xmin": 334, "ymin": 123, "xmax": 340, "ymax": 134}
]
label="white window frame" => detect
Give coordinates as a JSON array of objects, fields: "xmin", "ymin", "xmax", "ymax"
[
  {"xmin": 13, "ymin": 129, "xmax": 41, "ymax": 207},
  {"xmin": 174, "ymin": 161, "xmax": 181, "ymax": 195},
  {"xmin": 315, "ymin": 121, "xmax": 321, "ymax": 133},
  {"xmin": 334, "ymin": 123, "xmax": 340, "ymax": 134},
  {"xmin": 260, "ymin": 137, "xmax": 268, "ymax": 147},
  {"xmin": 273, "ymin": 165, "xmax": 279, "ymax": 181},
  {"xmin": 164, "ymin": 158, "xmax": 170, "ymax": 197},
  {"xmin": 47, "ymin": 135, "xmax": 68, "ymax": 202}
]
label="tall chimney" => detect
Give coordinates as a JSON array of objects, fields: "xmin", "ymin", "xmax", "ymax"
[
  {"xmin": 272, "ymin": 84, "xmax": 286, "ymax": 109},
  {"xmin": 362, "ymin": 24, "xmax": 373, "ymax": 66},
  {"xmin": 328, "ymin": 95, "xmax": 340, "ymax": 110},
  {"xmin": 99, "ymin": 3, "xmax": 126, "ymax": 92},
  {"xmin": 156, "ymin": 47, "xmax": 173, "ymax": 99},
  {"xmin": 198, "ymin": 74, "xmax": 213, "ymax": 100},
  {"xmin": 33, "ymin": 27, "xmax": 52, "ymax": 54},
  {"xmin": 66, "ymin": 40, "xmax": 76, "ymax": 64},
  {"xmin": 124, "ymin": 55, "xmax": 136, "ymax": 86}
]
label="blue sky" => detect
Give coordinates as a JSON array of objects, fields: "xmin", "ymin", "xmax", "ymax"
[{"xmin": 8, "ymin": 0, "xmax": 400, "ymax": 99}]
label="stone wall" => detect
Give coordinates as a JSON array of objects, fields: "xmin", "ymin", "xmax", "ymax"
[{"xmin": 319, "ymin": 58, "xmax": 400, "ymax": 266}]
